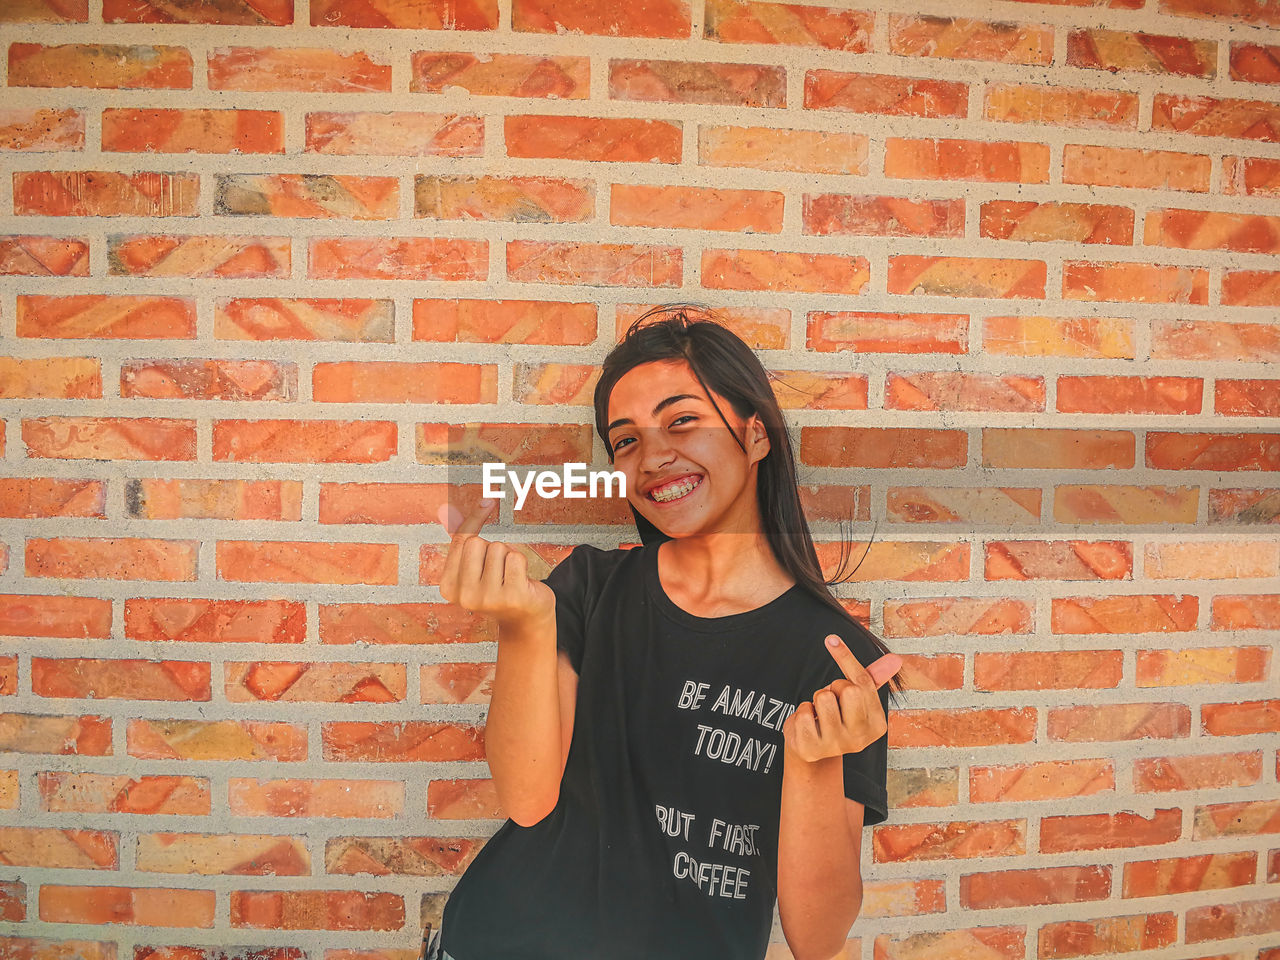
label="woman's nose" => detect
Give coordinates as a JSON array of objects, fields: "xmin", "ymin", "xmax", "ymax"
[{"xmin": 634, "ymin": 427, "xmax": 677, "ymax": 471}]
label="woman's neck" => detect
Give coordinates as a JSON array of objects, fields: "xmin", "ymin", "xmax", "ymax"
[{"xmin": 657, "ymin": 536, "xmax": 796, "ymax": 618}]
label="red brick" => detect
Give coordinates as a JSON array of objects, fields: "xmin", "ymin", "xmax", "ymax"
[
  {"xmin": 18, "ymin": 295, "xmax": 195, "ymax": 340},
  {"xmin": 985, "ymin": 540, "xmax": 1131, "ymax": 581},
  {"xmin": 1153, "ymin": 319, "xmax": 1280, "ymax": 361},
  {"xmin": 1202, "ymin": 700, "xmax": 1280, "ymax": 736},
  {"xmin": 506, "ymin": 241, "xmax": 680, "ymax": 287},
  {"xmin": 213, "ymin": 420, "xmax": 396, "ymax": 464},
  {"xmin": 1054, "ymin": 485, "xmax": 1199, "ymax": 525},
  {"xmin": 1038, "ymin": 915, "xmax": 1174, "ymax": 959},
  {"xmin": 890, "ymin": 708, "xmax": 1036, "ymax": 748},
  {"xmin": 873, "ymin": 820, "xmax": 1026, "ymax": 862},
  {"xmin": 1231, "ymin": 42, "xmax": 1280, "ymax": 82},
  {"xmin": 1208, "ymin": 488, "xmax": 1280, "ymax": 524},
  {"xmin": 705, "ymin": 0, "xmax": 871, "ymax": 50},
  {"xmin": 0, "ymin": 479, "xmax": 103, "ymax": 519},
  {"xmin": 1216, "ymin": 379, "xmax": 1280, "ymax": 417},
  {"xmin": 804, "ymin": 195, "xmax": 964, "ymax": 238},
  {"xmin": 14, "ymin": 172, "xmax": 198, "ymax": 217},
  {"xmin": 980, "ymin": 201, "xmax": 1133, "ymax": 244},
  {"xmin": 135, "ymin": 832, "xmax": 310, "ymax": 875},
  {"xmin": 975, "ymin": 651, "xmax": 1123, "ymax": 690},
  {"xmin": 1213, "ymin": 595, "xmax": 1280, "ymax": 630},
  {"xmin": 1042, "ymin": 810, "xmax": 1182, "ymax": 853},
  {"xmin": 1068, "ymin": 28, "xmax": 1217, "ymax": 76},
  {"xmin": 2, "ymin": 0, "xmax": 87, "ymax": 21},
  {"xmin": 104, "ymin": 0, "xmax": 292, "ymax": 23},
  {"xmin": 986, "ymin": 83, "xmax": 1139, "ymax": 128},
  {"xmin": 1062, "ymin": 144, "xmax": 1211, "ymax": 192},
  {"xmin": 129, "ymin": 478, "xmax": 301, "ymax": 521},
  {"xmin": 121, "ymin": 360, "xmax": 295, "ymax": 401},
  {"xmin": 1137, "ymin": 645, "xmax": 1270, "ymax": 685},
  {"xmin": 1195, "ymin": 799, "xmax": 1280, "ymax": 839},
  {"xmin": 219, "ymin": 174, "xmax": 397, "ymax": 220},
  {"xmin": 805, "ymin": 71, "xmax": 967, "ymax": 118},
  {"xmin": 886, "ymin": 373, "xmax": 1043, "ymax": 412},
  {"xmin": 126, "ymin": 598, "xmax": 305, "ymax": 644},
  {"xmin": 889, "ymin": 256, "xmax": 1046, "ymax": 299},
  {"xmin": 320, "ymin": 484, "xmax": 451, "ymax": 525},
  {"xmin": 103, "ymin": 109, "xmax": 281, "ymax": 154},
  {"xmin": 226, "ymin": 662, "xmax": 404, "ymax": 703},
  {"xmin": 970, "ymin": 759, "xmax": 1113, "ymax": 803},
  {"xmin": 886, "ymin": 138, "xmax": 1050, "ymax": 183},
  {"xmin": 890, "ymin": 15, "xmax": 1052, "ymax": 64},
  {"xmin": 984, "ymin": 315, "xmax": 1134, "ymax": 359},
  {"xmin": 413, "ymin": 299, "xmax": 596, "ymax": 345},
  {"xmin": 1222, "ymin": 270, "xmax": 1280, "ymax": 306},
  {"xmin": 1153, "ymin": 93, "xmax": 1280, "ymax": 142},
  {"xmin": 0, "ymin": 595, "xmax": 111, "ymax": 638},
  {"xmin": 1052, "ymin": 596, "xmax": 1198, "ymax": 634},
  {"xmin": 803, "ymin": 427, "xmax": 966, "ymax": 469},
  {"xmin": 0, "ymin": 714, "xmax": 111, "ymax": 754},
  {"xmin": 313, "ymin": 362, "xmax": 496, "ymax": 404},
  {"xmin": 309, "ymin": 238, "xmax": 486, "ymax": 281},
  {"xmin": 505, "ymin": 115, "xmax": 681, "ymax": 163},
  {"xmin": 703, "ymin": 249, "xmax": 867, "ymax": 294},
  {"xmin": 809, "ymin": 311, "xmax": 967, "ymax": 355},
  {"xmin": 322, "ymin": 721, "xmax": 484, "ymax": 761},
  {"xmin": 1147, "ymin": 432, "xmax": 1280, "ymax": 471},
  {"xmin": 1063, "ymin": 261, "xmax": 1208, "ymax": 304},
  {"xmin": 1058, "ymin": 376, "xmax": 1203, "ymax": 415},
  {"xmin": 613, "ymin": 184, "xmax": 781, "ymax": 233},
  {"xmin": 0, "ymin": 108, "xmax": 84, "ymax": 151},
  {"xmin": 427, "ymin": 778, "xmax": 501, "ymax": 819},
  {"xmin": 24, "ymin": 418, "xmax": 195, "ymax": 461},
  {"xmin": 208, "ymin": 46, "xmax": 391, "ymax": 93},
  {"xmin": 1224, "ymin": 157, "xmax": 1280, "ymax": 198},
  {"xmin": 109, "ymin": 235, "xmax": 288, "ymax": 279},
  {"xmin": 417, "ymin": 175, "xmax": 593, "ymax": 224},
  {"xmin": 229, "ymin": 778, "xmax": 403, "ymax": 818},
  {"xmin": 1146, "ymin": 208, "xmax": 1280, "ymax": 254},
  {"xmin": 410, "ymin": 52, "xmax": 586, "ymax": 97},
  {"xmin": 699, "ymin": 125, "xmax": 865, "ymax": 174},
  {"xmin": 1124, "ymin": 852, "xmax": 1256, "ymax": 898},
  {"xmin": 1134, "ymin": 751, "xmax": 1262, "ymax": 792},
  {"xmin": 216, "ymin": 298, "xmax": 392, "ymax": 342},
  {"xmin": 27, "ymin": 538, "xmax": 198, "ymax": 582},
  {"xmin": 0, "ymin": 237, "xmax": 87, "ymax": 277},
  {"xmin": 33, "ymin": 659, "xmax": 210, "ymax": 700},
  {"xmin": 217, "ymin": 542, "xmax": 397, "ymax": 586},
  {"xmin": 128, "ymin": 718, "xmax": 305, "ymax": 761},
  {"xmin": 312, "ymin": 0, "xmax": 494, "ymax": 27},
  {"xmin": 231, "ymin": 890, "xmax": 404, "ymax": 930},
  {"xmin": 1049, "ymin": 702, "xmax": 1192, "ymax": 740},
  {"xmin": 886, "ymin": 489, "xmax": 1041, "ymax": 526},
  {"xmin": 611, "ymin": 59, "xmax": 784, "ymax": 108},
  {"xmin": 512, "ymin": 0, "xmax": 690, "ymax": 37},
  {"xmin": 1160, "ymin": 0, "xmax": 1280, "ymax": 25},
  {"xmin": 39, "ymin": 886, "xmax": 215, "ymax": 926},
  {"xmin": 320, "ymin": 602, "xmax": 497, "ymax": 645},
  {"xmin": 8, "ymin": 43, "xmax": 192, "ymax": 88},
  {"xmin": 306, "ymin": 112, "xmax": 482, "ymax": 156},
  {"xmin": 0, "ymin": 358, "xmax": 100, "ymax": 399}
]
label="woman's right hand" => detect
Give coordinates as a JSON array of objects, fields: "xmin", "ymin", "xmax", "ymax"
[{"xmin": 438, "ymin": 498, "xmax": 556, "ymax": 632}]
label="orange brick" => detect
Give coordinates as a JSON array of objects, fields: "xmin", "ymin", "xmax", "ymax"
[
  {"xmin": 1, "ymin": 236, "xmax": 88, "ymax": 277},
  {"xmin": 320, "ymin": 602, "xmax": 495, "ymax": 645},
  {"xmin": 895, "ymin": 654, "xmax": 965, "ymax": 692},
  {"xmin": 218, "ymin": 174, "xmax": 397, "ymax": 220},
  {"xmin": 39, "ymin": 886, "xmax": 214, "ymax": 926},
  {"xmin": 104, "ymin": 0, "xmax": 292, "ymax": 23},
  {"xmin": 611, "ymin": 59, "xmax": 784, "ymax": 107},
  {"xmin": 306, "ymin": 112, "xmax": 482, "ymax": 156},
  {"xmin": 309, "ymin": 238, "xmax": 487, "ymax": 281},
  {"xmin": 313, "ymin": 0, "xmax": 493, "ymax": 26},
  {"xmin": 0, "ymin": 479, "xmax": 103, "ymax": 519},
  {"xmin": 699, "ymin": 125, "xmax": 866, "ymax": 174},
  {"xmin": 410, "ymin": 52, "xmax": 586, "ymax": 97},
  {"xmin": 1146, "ymin": 208, "xmax": 1280, "ymax": 254},
  {"xmin": 0, "ymin": 714, "xmax": 111, "ymax": 755},
  {"xmin": 128, "ymin": 718, "xmax": 305, "ymax": 761},
  {"xmin": 1062, "ymin": 144, "xmax": 1211, "ymax": 192},
  {"xmin": 1049, "ymin": 702, "xmax": 1191, "ymax": 740},
  {"xmin": 890, "ymin": 14, "xmax": 1051, "ymax": 64},
  {"xmin": 135, "ymin": 832, "xmax": 309, "ymax": 874},
  {"xmin": 24, "ymin": 417, "xmax": 195, "ymax": 461},
  {"xmin": 812, "ymin": 541, "xmax": 967, "ymax": 583},
  {"xmin": 216, "ymin": 298, "xmax": 393, "ymax": 342},
  {"xmin": 612, "ymin": 184, "xmax": 782, "ymax": 232},
  {"xmin": 0, "ymin": 594, "xmax": 111, "ymax": 638},
  {"xmin": 1038, "ymin": 915, "xmax": 1175, "ymax": 959},
  {"xmin": 1160, "ymin": 0, "xmax": 1279, "ymax": 26},
  {"xmin": 0, "ymin": 358, "xmax": 99, "ymax": 399},
  {"xmin": 1134, "ymin": 751, "xmax": 1262, "ymax": 792},
  {"xmin": 126, "ymin": 598, "xmax": 305, "ymax": 643},
  {"xmin": 1137, "ymin": 646, "xmax": 1270, "ymax": 685},
  {"xmin": 704, "ymin": 249, "xmax": 868, "ymax": 294},
  {"xmin": 886, "ymin": 489, "xmax": 1041, "ymax": 526},
  {"xmin": 873, "ymin": 820, "xmax": 1026, "ymax": 863},
  {"xmin": 231, "ymin": 890, "xmax": 404, "ymax": 930},
  {"xmin": 1057, "ymin": 376, "xmax": 1203, "ymax": 415},
  {"xmin": 1201, "ymin": 700, "xmax": 1280, "ymax": 737},
  {"xmin": 886, "ymin": 138, "xmax": 1049, "ymax": 183},
  {"xmin": 803, "ymin": 427, "xmax": 966, "ymax": 469},
  {"xmin": 322, "ymin": 721, "xmax": 484, "ymax": 761},
  {"xmin": 102, "ymin": 108, "xmax": 281, "ymax": 153},
  {"xmin": 886, "ymin": 373, "xmax": 1043, "ymax": 412},
  {"xmin": 109, "ymin": 235, "xmax": 289, "ymax": 279},
  {"xmin": 313, "ymin": 362, "xmax": 496, "ymax": 404},
  {"xmin": 891, "ymin": 708, "xmax": 1036, "ymax": 748},
  {"xmin": 887, "ymin": 767, "xmax": 961, "ymax": 809},
  {"xmin": 27, "ymin": 538, "xmax": 197, "ymax": 582},
  {"xmin": 983, "ymin": 429, "xmax": 1136, "ymax": 469},
  {"xmin": 509, "ymin": 241, "xmax": 681, "ymax": 287},
  {"xmin": 1153, "ymin": 93, "xmax": 1280, "ymax": 142},
  {"xmin": 1124, "ymin": 852, "xmax": 1256, "ymax": 898},
  {"xmin": 229, "ymin": 778, "xmax": 403, "ymax": 818},
  {"xmin": 1208, "ymin": 488, "xmax": 1280, "ymax": 523},
  {"xmin": 427, "ymin": 778, "xmax": 502, "ymax": 819},
  {"xmin": 985, "ymin": 540, "xmax": 1131, "ymax": 580},
  {"xmin": 1054, "ymin": 485, "xmax": 1199, "ymax": 525},
  {"xmin": 422, "ymin": 662, "xmax": 498, "ymax": 704},
  {"xmin": 805, "ymin": 70, "xmax": 967, "ymax": 118},
  {"xmin": 417, "ymin": 423, "xmax": 592, "ymax": 467},
  {"xmin": 208, "ymin": 46, "xmax": 391, "ymax": 93},
  {"xmin": 1052, "ymin": 595, "xmax": 1198, "ymax": 634},
  {"xmin": 413, "ymin": 299, "xmax": 597, "ymax": 345},
  {"xmin": 216, "ymin": 542, "xmax": 397, "ymax": 586},
  {"xmin": 1231, "ymin": 42, "xmax": 1280, "ymax": 82},
  {"xmin": 39, "ymin": 771, "xmax": 210, "ymax": 814},
  {"xmin": 8, "ymin": 42, "xmax": 192, "ymax": 88},
  {"xmin": 226, "ymin": 662, "xmax": 404, "ymax": 703},
  {"xmin": 1222, "ymin": 270, "xmax": 1280, "ymax": 307},
  {"xmin": 512, "ymin": 0, "xmax": 690, "ymax": 38},
  {"xmin": 320, "ymin": 483, "xmax": 448, "ymax": 525},
  {"xmin": 804, "ymin": 195, "xmax": 964, "ymax": 238},
  {"xmin": 3, "ymin": 0, "xmax": 88, "ymax": 21},
  {"xmin": 1224, "ymin": 157, "xmax": 1280, "ymax": 197},
  {"xmin": 986, "ymin": 83, "xmax": 1138, "ymax": 128},
  {"xmin": 984, "ymin": 315, "xmax": 1134, "ymax": 359},
  {"xmin": 970, "ymin": 759, "xmax": 1114, "ymax": 803},
  {"xmin": 980, "ymin": 200, "xmax": 1133, "ymax": 244},
  {"xmin": 128, "ymin": 479, "xmax": 302, "ymax": 521},
  {"xmin": 809, "ymin": 311, "xmax": 968, "ymax": 355},
  {"xmin": 417, "ymin": 176, "xmax": 593, "ymax": 223},
  {"xmin": 1147, "ymin": 432, "xmax": 1280, "ymax": 471},
  {"xmin": 33, "ymin": 658, "xmax": 210, "ymax": 700},
  {"xmin": 975, "ymin": 651, "xmax": 1123, "ymax": 690},
  {"xmin": 889, "ymin": 256, "xmax": 1046, "ymax": 299},
  {"xmin": 17, "ymin": 295, "xmax": 196, "ymax": 340},
  {"xmin": 1063, "ymin": 261, "xmax": 1208, "ymax": 304},
  {"xmin": 616, "ymin": 304, "xmax": 790, "ymax": 350},
  {"xmin": 213, "ymin": 420, "xmax": 396, "ymax": 464},
  {"xmin": 1042, "ymin": 810, "xmax": 1182, "ymax": 852},
  {"xmin": 1068, "ymin": 28, "xmax": 1217, "ymax": 76},
  {"xmin": 505, "ymin": 115, "xmax": 681, "ymax": 163},
  {"xmin": 877, "ymin": 927, "xmax": 1024, "ymax": 958},
  {"xmin": 0, "ymin": 107, "xmax": 84, "ymax": 151},
  {"xmin": 121, "ymin": 359, "xmax": 294, "ymax": 401},
  {"xmin": 1216, "ymin": 379, "xmax": 1280, "ymax": 417},
  {"xmin": 1193, "ymin": 798, "xmax": 1280, "ymax": 836},
  {"xmin": 705, "ymin": 0, "xmax": 871, "ymax": 50},
  {"xmin": 14, "ymin": 172, "xmax": 198, "ymax": 217},
  {"xmin": 1152, "ymin": 319, "xmax": 1280, "ymax": 361}
]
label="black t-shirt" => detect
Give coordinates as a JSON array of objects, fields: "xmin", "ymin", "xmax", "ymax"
[{"xmin": 440, "ymin": 541, "xmax": 889, "ymax": 960}]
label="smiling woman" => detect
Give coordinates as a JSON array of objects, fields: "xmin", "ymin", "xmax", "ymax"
[{"xmin": 431, "ymin": 305, "xmax": 901, "ymax": 960}]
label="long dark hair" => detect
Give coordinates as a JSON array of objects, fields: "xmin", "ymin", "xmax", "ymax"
[{"xmin": 594, "ymin": 304, "xmax": 903, "ymax": 699}]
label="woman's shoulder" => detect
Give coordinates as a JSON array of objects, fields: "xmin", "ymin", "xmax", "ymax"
[{"xmin": 784, "ymin": 589, "xmax": 885, "ymax": 668}]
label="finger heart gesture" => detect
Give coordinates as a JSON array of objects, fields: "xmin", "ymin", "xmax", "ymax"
[{"xmin": 782, "ymin": 636, "xmax": 901, "ymax": 765}]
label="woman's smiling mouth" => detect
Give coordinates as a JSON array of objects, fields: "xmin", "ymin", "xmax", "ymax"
[{"xmin": 647, "ymin": 473, "xmax": 703, "ymax": 504}]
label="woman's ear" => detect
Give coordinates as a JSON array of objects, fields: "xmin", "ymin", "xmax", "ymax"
[{"xmin": 746, "ymin": 414, "xmax": 770, "ymax": 465}]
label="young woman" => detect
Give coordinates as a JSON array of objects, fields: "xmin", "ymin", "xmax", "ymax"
[{"xmin": 430, "ymin": 307, "xmax": 901, "ymax": 960}]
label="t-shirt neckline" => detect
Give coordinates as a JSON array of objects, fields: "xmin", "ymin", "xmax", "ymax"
[{"xmin": 644, "ymin": 540, "xmax": 802, "ymax": 632}]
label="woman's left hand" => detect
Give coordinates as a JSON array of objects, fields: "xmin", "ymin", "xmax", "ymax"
[{"xmin": 783, "ymin": 636, "xmax": 901, "ymax": 764}]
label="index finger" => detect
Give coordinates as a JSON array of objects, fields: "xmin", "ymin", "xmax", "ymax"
[
  {"xmin": 448, "ymin": 498, "xmax": 496, "ymax": 540},
  {"xmin": 824, "ymin": 635, "xmax": 902, "ymax": 689}
]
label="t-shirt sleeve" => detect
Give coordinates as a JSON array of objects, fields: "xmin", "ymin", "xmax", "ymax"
[
  {"xmin": 541, "ymin": 543, "xmax": 593, "ymax": 673},
  {"xmin": 799, "ymin": 625, "xmax": 890, "ymax": 827}
]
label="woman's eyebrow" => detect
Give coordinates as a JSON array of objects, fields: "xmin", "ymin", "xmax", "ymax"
[{"xmin": 606, "ymin": 393, "xmax": 704, "ymax": 434}]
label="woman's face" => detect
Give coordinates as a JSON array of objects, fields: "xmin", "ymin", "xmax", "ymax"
[{"xmin": 605, "ymin": 359, "xmax": 770, "ymax": 540}]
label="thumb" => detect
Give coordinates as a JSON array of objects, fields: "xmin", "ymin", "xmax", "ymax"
[{"xmin": 866, "ymin": 653, "xmax": 903, "ymax": 689}]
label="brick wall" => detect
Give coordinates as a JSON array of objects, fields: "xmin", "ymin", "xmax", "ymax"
[{"xmin": 2, "ymin": 0, "xmax": 1278, "ymax": 957}]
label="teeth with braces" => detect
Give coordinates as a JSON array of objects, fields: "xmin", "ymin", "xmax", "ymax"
[{"xmin": 650, "ymin": 476, "xmax": 701, "ymax": 502}]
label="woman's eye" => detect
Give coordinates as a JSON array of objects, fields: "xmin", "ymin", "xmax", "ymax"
[
  {"xmin": 671, "ymin": 415, "xmax": 697, "ymax": 426},
  {"xmin": 612, "ymin": 437, "xmax": 633, "ymax": 452},
  {"xmin": 611, "ymin": 415, "xmax": 696, "ymax": 453}
]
